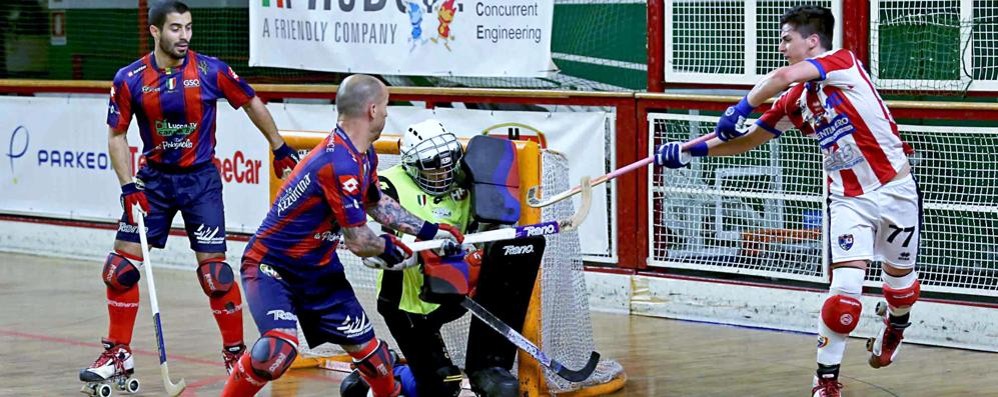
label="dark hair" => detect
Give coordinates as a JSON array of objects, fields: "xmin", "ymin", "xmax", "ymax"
[
  {"xmin": 336, "ymin": 75, "xmax": 386, "ymax": 118},
  {"xmin": 149, "ymin": 1, "xmax": 191, "ymax": 29},
  {"xmin": 780, "ymin": 5, "xmax": 834, "ymax": 49}
]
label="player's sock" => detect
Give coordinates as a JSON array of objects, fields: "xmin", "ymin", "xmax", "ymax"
[
  {"xmin": 210, "ymin": 286, "xmax": 244, "ymax": 347},
  {"xmin": 106, "ymin": 284, "xmax": 139, "ymax": 345},
  {"xmin": 349, "ymin": 339, "xmax": 399, "ymax": 397},
  {"xmin": 220, "ymin": 353, "xmax": 267, "ymax": 397},
  {"xmin": 816, "ymin": 267, "xmax": 864, "ymax": 366}
]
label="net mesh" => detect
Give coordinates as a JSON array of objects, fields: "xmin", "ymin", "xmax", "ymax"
[
  {"xmin": 649, "ymin": 113, "xmax": 826, "ymax": 282},
  {"xmin": 294, "ymin": 146, "xmax": 624, "ymax": 392},
  {"xmin": 648, "ymin": 112, "xmax": 998, "ymax": 296},
  {"xmin": 870, "ymin": 0, "xmax": 998, "ymax": 94},
  {"xmin": 539, "ymin": 151, "xmax": 624, "ymax": 392}
]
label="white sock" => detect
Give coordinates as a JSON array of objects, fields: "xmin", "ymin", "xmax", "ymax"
[
  {"xmin": 817, "ymin": 267, "xmax": 865, "ymax": 365},
  {"xmin": 882, "ymin": 270, "xmax": 918, "ymax": 316}
]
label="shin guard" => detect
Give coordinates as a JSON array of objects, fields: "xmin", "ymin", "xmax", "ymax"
[
  {"xmin": 883, "ymin": 278, "xmax": 920, "ymax": 317},
  {"xmin": 349, "ymin": 339, "xmax": 399, "ymax": 397},
  {"xmin": 104, "ymin": 251, "xmax": 141, "ymax": 345},
  {"xmin": 198, "ymin": 259, "xmax": 244, "ymax": 346}
]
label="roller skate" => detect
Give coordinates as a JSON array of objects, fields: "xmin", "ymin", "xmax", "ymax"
[
  {"xmin": 811, "ymin": 364, "xmax": 842, "ymax": 397},
  {"xmin": 223, "ymin": 343, "xmax": 246, "ymax": 375},
  {"xmin": 866, "ymin": 301, "xmax": 911, "ymax": 368},
  {"xmin": 79, "ymin": 339, "xmax": 140, "ymax": 397}
]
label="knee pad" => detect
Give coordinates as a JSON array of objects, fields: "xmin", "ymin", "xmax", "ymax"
[
  {"xmin": 197, "ymin": 258, "xmax": 235, "ymax": 297},
  {"xmin": 884, "ymin": 279, "xmax": 920, "ymax": 309},
  {"xmin": 247, "ymin": 332, "xmax": 298, "ymax": 381},
  {"xmin": 821, "ymin": 294, "xmax": 862, "ymax": 334},
  {"xmin": 103, "ymin": 252, "xmax": 140, "ymax": 291},
  {"xmin": 353, "ymin": 339, "xmax": 394, "ymax": 379}
]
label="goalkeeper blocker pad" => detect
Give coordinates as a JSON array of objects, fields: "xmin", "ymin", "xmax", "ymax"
[{"xmin": 461, "ymin": 135, "xmax": 521, "ymax": 225}]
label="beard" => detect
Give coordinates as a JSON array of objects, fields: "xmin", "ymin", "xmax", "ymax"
[{"xmin": 159, "ymin": 39, "xmax": 188, "ymax": 60}]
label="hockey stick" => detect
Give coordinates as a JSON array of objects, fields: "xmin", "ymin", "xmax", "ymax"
[
  {"xmin": 135, "ymin": 210, "xmax": 187, "ymax": 397},
  {"xmin": 461, "ymin": 297, "xmax": 599, "ymax": 382},
  {"xmin": 525, "ymin": 133, "xmax": 717, "ymax": 208},
  {"xmin": 407, "ymin": 176, "xmax": 592, "ymax": 253}
]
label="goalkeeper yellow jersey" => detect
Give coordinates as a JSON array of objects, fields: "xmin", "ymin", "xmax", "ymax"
[{"xmin": 376, "ymin": 165, "xmax": 471, "ymax": 315}]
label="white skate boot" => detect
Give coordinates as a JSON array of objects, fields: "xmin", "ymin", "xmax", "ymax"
[{"xmin": 79, "ymin": 339, "xmax": 139, "ymax": 397}]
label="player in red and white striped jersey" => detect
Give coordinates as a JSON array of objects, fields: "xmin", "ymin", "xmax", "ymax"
[{"xmin": 655, "ymin": 5, "xmax": 921, "ymax": 397}]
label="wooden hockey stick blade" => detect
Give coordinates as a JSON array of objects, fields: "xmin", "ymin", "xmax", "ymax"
[
  {"xmin": 558, "ymin": 175, "xmax": 591, "ymax": 231},
  {"xmin": 461, "ymin": 298, "xmax": 600, "ymax": 382},
  {"xmin": 526, "ymin": 133, "xmax": 717, "ymax": 208},
  {"xmin": 161, "ymin": 362, "xmax": 186, "ymax": 396},
  {"xmin": 408, "ymin": 180, "xmax": 592, "ymax": 253}
]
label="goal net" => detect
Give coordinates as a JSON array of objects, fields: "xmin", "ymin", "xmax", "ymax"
[
  {"xmin": 871, "ymin": 0, "xmax": 998, "ymax": 93},
  {"xmin": 648, "ymin": 111, "xmax": 998, "ymax": 297},
  {"xmin": 277, "ymin": 132, "xmax": 625, "ymax": 395}
]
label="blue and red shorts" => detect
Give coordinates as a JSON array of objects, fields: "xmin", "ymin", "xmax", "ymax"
[
  {"xmin": 115, "ymin": 163, "xmax": 226, "ymax": 253},
  {"xmin": 240, "ymin": 257, "xmax": 376, "ymax": 348}
]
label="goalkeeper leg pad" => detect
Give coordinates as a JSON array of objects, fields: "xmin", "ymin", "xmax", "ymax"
[{"xmin": 469, "ymin": 366, "xmax": 519, "ymax": 397}]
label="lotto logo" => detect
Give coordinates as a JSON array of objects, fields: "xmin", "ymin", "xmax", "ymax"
[{"xmin": 340, "ymin": 176, "xmax": 359, "ymax": 194}]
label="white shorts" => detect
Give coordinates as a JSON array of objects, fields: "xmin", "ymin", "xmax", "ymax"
[{"xmin": 828, "ymin": 174, "xmax": 921, "ymax": 268}]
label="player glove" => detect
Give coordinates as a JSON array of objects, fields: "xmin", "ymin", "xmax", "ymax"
[
  {"xmin": 120, "ymin": 182, "xmax": 149, "ymax": 224},
  {"xmin": 655, "ymin": 139, "xmax": 709, "ymax": 169},
  {"xmin": 362, "ymin": 234, "xmax": 418, "ymax": 270},
  {"xmin": 465, "ymin": 248, "xmax": 484, "ymax": 297},
  {"xmin": 715, "ymin": 97, "xmax": 754, "ymax": 141},
  {"xmin": 272, "ymin": 143, "xmax": 301, "ymax": 179},
  {"xmin": 418, "ymin": 222, "xmax": 465, "ymax": 255}
]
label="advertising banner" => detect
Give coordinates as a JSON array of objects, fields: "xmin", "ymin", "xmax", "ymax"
[
  {"xmin": 250, "ymin": 0, "xmax": 555, "ymax": 77},
  {"xmin": 0, "ymin": 96, "xmax": 270, "ymax": 234}
]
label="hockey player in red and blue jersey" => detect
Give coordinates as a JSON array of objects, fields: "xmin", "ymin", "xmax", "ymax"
[
  {"xmin": 80, "ymin": 1, "xmax": 300, "ymax": 391},
  {"xmin": 222, "ymin": 74, "xmax": 464, "ymax": 397}
]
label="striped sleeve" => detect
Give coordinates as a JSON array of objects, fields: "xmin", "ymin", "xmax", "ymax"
[
  {"xmin": 106, "ymin": 73, "xmax": 133, "ymax": 132},
  {"xmin": 214, "ymin": 60, "xmax": 255, "ymax": 109},
  {"xmin": 320, "ymin": 153, "xmax": 369, "ymax": 228},
  {"xmin": 807, "ymin": 49, "xmax": 855, "ymax": 83}
]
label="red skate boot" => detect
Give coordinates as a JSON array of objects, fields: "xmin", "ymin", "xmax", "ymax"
[
  {"xmin": 223, "ymin": 343, "xmax": 246, "ymax": 375},
  {"xmin": 867, "ymin": 301, "xmax": 912, "ymax": 368},
  {"xmin": 811, "ymin": 375, "xmax": 842, "ymax": 397}
]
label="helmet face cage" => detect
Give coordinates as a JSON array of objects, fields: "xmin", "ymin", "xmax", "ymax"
[{"xmin": 401, "ymin": 133, "xmax": 463, "ymax": 196}]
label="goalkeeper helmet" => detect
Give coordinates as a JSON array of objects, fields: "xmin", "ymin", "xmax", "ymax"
[{"xmin": 400, "ymin": 119, "xmax": 463, "ymax": 196}]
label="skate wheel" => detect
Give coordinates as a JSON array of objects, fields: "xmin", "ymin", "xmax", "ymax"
[
  {"xmin": 96, "ymin": 383, "xmax": 112, "ymax": 397},
  {"xmin": 866, "ymin": 337, "xmax": 876, "ymax": 352},
  {"xmin": 875, "ymin": 301, "xmax": 887, "ymax": 316},
  {"xmin": 126, "ymin": 378, "xmax": 140, "ymax": 393}
]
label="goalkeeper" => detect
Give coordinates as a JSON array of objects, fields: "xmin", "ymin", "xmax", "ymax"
[{"xmin": 340, "ymin": 119, "xmax": 520, "ymax": 397}]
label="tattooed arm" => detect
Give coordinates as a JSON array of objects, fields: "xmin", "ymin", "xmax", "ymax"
[
  {"xmin": 366, "ymin": 194, "xmax": 427, "ymax": 236},
  {"xmin": 342, "ymin": 224, "xmax": 388, "ymax": 257}
]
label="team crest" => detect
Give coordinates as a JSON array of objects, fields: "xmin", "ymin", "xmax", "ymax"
[{"xmin": 838, "ymin": 234, "xmax": 854, "ymax": 251}]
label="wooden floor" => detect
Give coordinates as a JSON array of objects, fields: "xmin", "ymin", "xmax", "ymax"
[{"xmin": 1, "ymin": 252, "xmax": 995, "ymax": 397}]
